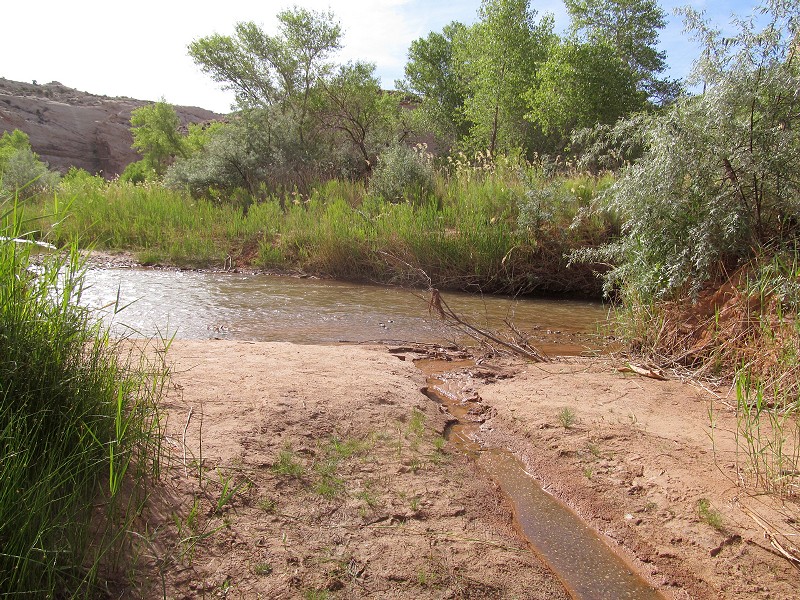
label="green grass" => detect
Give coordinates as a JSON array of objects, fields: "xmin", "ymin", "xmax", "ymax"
[
  {"xmin": 696, "ymin": 498, "xmax": 724, "ymax": 530},
  {"xmin": 28, "ymin": 167, "xmax": 613, "ymax": 297},
  {"xmin": 311, "ymin": 436, "xmax": 370, "ymax": 499},
  {"xmin": 557, "ymin": 407, "xmax": 577, "ymax": 429},
  {"xmin": 0, "ymin": 195, "xmax": 166, "ymax": 596},
  {"xmin": 271, "ymin": 446, "xmax": 305, "ymax": 478},
  {"xmin": 732, "ymin": 370, "xmax": 800, "ymax": 495}
]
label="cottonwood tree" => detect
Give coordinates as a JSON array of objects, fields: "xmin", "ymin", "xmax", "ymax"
[
  {"xmin": 455, "ymin": 0, "xmax": 555, "ymax": 156},
  {"xmin": 128, "ymin": 100, "xmax": 187, "ymax": 177},
  {"xmin": 564, "ymin": 0, "xmax": 679, "ymax": 103},
  {"xmin": 400, "ymin": 22, "xmax": 471, "ymax": 150},
  {"xmin": 317, "ymin": 61, "xmax": 402, "ymax": 174},
  {"xmin": 527, "ymin": 39, "xmax": 645, "ymax": 151},
  {"xmin": 188, "ymin": 7, "xmax": 341, "ymax": 144}
]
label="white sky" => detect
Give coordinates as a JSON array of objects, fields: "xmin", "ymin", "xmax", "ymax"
[{"xmin": 1, "ymin": 1, "xmax": 758, "ymax": 114}]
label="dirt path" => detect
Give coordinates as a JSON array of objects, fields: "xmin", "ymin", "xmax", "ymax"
[{"xmin": 129, "ymin": 341, "xmax": 798, "ymax": 599}]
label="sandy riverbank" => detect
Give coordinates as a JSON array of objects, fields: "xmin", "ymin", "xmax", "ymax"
[{"xmin": 128, "ymin": 340, "xmax": 797, "ymax": 599}]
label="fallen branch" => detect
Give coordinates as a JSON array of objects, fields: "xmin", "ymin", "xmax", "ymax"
[
  {"xmin": 617, "ymin": 363, "xmax": 668, "ymax": 380},
  {"xmin": 428, "ymin": 289, "xmax": 550, "ymax": 362},
  {"xmin": 738, "ymin": 501, "xmax": 800, "ymax": 568}
]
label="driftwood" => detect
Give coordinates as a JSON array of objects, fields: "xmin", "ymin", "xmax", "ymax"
[
  {"xmin": 427, "ymin": 288, "xmax": 550, "ymax": 363},
  {"xmin": 617, "ymin": 363, "xmax": 668, "ymax": 380},
  {"xmin": 0, "ymin": 236, "xmax": 56, "ymax": 249},
  {"xmin": 738, "ymin": 502, "xmax": 800, "ymax": 568}
]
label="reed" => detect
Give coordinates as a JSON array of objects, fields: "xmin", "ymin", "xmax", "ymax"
[{"xmin": 0, "ymin": 194, "xmax": 166, "ymax": 596}]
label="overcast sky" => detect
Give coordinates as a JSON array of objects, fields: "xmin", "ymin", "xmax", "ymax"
[{"xmin": 2, "ymin": 0, "xmax": 760, "ymax": 114}]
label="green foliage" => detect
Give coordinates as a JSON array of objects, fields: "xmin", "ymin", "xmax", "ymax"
[
  {"xmin": 188, "ymin": 7, "xmax": 341, "ymax": 113},
  {"xmin": 167, "ymin": 108, "xmax": 326, "ymax": 199},
  {"xmin": 696, "ymin": 498, "xmax": 724, "ymax": 529},
  {"xmin": 369, "ymin": 144, "xmax": 435, "ymax": 204},
  {"xmin": 0, "ymin": 130, "xmax": 59, "ymax": 197},
  {"xmin": 120, "ymin": 159, "xmax": 158, "ymax": 184},
  {"xmin": 186, "ymin": 9, "xmax": 409, "ymax": 194},
  {"xmin": 520, "ymin": 174, "xmax": 612, "ymax": 236},
  {"xmin": 0, "ymin": 195, "xmax": 165, "ymax": 595},
  {"xmin": 185, "ymin": 121, "xmax": 224, "ymax": 154},
  {"xmin": 317, "ymin": 61, "xmax": 402, "ymax": 173},
  {"xmin": 557, "ymin": 406, "xmax": 577, "ymax": 428},
  {"xmin": 564, "ymin": 0, "xmax": 678, "ymax": 102},
  {"xmin": 455, "ymin": 0, "xmax": 555, "ymax": 156},
  {"xmin": 400, "ymin": 22, "xmax": 471, "ymax": 148},
  {"xmin": 733, "ymin": 367, "xmax": 800, "ymax": 494},
  {"xmin": 130, "ymin": 100, "xmax": 187, "ymax": 177},
  {"xmin": 527, "ymin": 38, "xmax": 645, "ymax": 148},
  {"xmin": 581, "ymin": 0, "xmax": 800, "ymax": 300},
  {"xmin": 272, "ymin": 446, "xmax": 305, "ymax": 478},
  {"xmin": 27, "ymin": 164, "xmax": 614, "ymax": 296},
  {"xmin": 0, "ymin": 129, "xmax": 31, "ymax": 164},
  {"xmin": 60, "ymin": 167, "xmax": 105, "ymax": 194}
]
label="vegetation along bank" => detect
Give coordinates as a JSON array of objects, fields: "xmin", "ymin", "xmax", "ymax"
[{"xmin": 0, "ymin": 0, "xmax": 798, "ymax": 596}]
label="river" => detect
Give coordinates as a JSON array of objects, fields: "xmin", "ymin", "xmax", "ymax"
[{"xmin": 81, "ymin": 267, "xmax": 608, "ymax": 346}]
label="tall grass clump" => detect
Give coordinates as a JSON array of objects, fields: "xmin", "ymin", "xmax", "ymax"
[
  {"xmin": 734, "ymin": 369, "xmax": 800, "ymax": 496},
  {"xmin": 0, "ymin": 195, "xmax": 166, "ymax": 596},
  {"xmin": 26, "ymin": 153, "xmax": 614, "ymax": 297}
]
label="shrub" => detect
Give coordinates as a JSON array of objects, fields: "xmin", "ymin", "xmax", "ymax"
[
  {"xmin": 369, "ymin": 144, "xmax": 435, "ymax": 205},
  {"xmin": 581, "ymin": 0, "xmax": 800, "ymax": 301},
  {"xmin": 0, "ymin": 146, "xmax": 60, "ymax": 198}
]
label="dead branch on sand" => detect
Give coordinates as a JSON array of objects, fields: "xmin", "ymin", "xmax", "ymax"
[
  {"xmin": 737, "ymin": 501, "xmax": 800, "ymax": 568},
  {"xmin": 617, "ymin": 363, "xmax": 668, "ymax": 380}
]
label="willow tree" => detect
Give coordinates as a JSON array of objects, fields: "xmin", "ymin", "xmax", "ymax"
[{"xmin": 580, "ymin": 0, "xmax": 800, "ymax": 299}]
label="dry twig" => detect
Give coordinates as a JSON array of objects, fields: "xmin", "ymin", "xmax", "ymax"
[
  {"xmin": 428, "ymin": 289, "xmax": 550, "ymax": 362},
  {"xmin": 182, "ymin": 406, "xmax": 193, "ymax": 477}
]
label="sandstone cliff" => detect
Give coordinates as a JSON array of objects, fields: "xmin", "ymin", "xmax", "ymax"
[{"xmin": 0, "ymin": 78, "xmax": 221, "ymax": 178}]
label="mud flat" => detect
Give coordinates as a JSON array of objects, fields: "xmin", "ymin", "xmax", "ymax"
[{"xmin": 131, "ymin": 341, "xmax": 797, "ymax": 599}]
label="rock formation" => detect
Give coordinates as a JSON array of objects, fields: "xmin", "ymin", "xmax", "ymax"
[{"xmin": 0, "ymin": 78, "xmax": 221, "ymax": 178}]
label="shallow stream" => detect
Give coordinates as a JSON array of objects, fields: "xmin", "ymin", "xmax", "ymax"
[{"xmin": 81, "ymin": 267, "xmax": 606, "ymax": 347}]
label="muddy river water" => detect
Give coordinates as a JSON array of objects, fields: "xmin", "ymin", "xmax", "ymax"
[
  {"xmin": 81, "ymin": 267, "xmax": 606, "ymax": 346},
  {"xmin": 81, "ymin": 268, "xmax": 661, "ymax": 599}
]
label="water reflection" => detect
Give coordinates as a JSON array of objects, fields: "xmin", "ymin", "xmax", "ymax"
[{"xmin": 80, "ymin": 268, "xmax": 607, "ymax": 344}]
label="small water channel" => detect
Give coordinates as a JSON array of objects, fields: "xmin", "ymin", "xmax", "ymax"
[{"xmin": 419, "ymin": 361, "xmax": 664, "ymax": 600}]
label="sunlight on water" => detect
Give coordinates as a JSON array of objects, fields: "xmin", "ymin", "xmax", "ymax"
[{"xmin": 80, "ymin": 268, "xmax": 607, "ymax": 344}]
